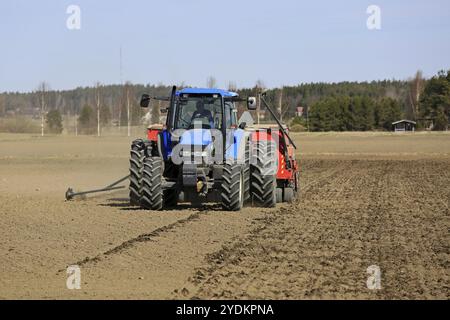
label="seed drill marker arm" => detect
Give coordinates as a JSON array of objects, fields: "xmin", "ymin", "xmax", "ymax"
[
  {"xmin": 65, "ymin": 90, "xmax": 175, "ymax": 201},
  {"xmin": 65, "ymin": 175, "xmax": 130, "ymax": 200}
]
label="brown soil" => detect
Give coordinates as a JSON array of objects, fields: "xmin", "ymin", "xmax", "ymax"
[{"xmin": 0, "ymin": 132, "xmax": 448, "ymax": 299}]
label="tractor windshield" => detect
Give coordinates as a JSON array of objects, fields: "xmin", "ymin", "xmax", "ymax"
[{"xmin": 174, "ymin": 96, "xmax": 223, "ymax": 130}]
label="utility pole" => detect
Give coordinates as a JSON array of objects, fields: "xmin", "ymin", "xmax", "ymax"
[
  {"xmin": 38, "ymin": 82, "xmax": 48, "ymax": 137},
  {"xmin": 95, "ymin": 82, "xmax": 101, "ymax": 137},
  {"xmin": 127, "ymin": 86, "xmax": 131, "ymax": 137},
  {"xmin": 71, "ymin": 99, "xmax": 77, "ymax": 136},
  {"xmin": 75, "ymin": 115, "xmax": 78, "ymax": 136},
  {"xmin": 118, "ymin": 100, "xmax": 122, "ymax": 134},
  {"xmin": 41, "ymin": 91, "xmax": 45, "ymax": 137},
  {"xmin": 119, "ymin": 46, "xmax": 123, "ymax": 134}
]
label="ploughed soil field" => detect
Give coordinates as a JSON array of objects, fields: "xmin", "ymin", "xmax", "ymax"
[{"xmin": 0, "ymin": 131, "xmax": 448, "ymax": 299}]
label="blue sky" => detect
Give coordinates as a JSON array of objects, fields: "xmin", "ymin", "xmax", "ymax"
[{"xmin": 0, "ymin": 0, "xmax": 449, "ymax": 92}]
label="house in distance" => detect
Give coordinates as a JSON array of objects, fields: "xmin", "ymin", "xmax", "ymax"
[{"xmin": 392, "ymin": 119, "xmax": 416, "ymax": 132}]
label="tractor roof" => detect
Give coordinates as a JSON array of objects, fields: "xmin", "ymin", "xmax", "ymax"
[{"xmin": 177, "ymin": 88, "xmax": 238, "ymax": 97}]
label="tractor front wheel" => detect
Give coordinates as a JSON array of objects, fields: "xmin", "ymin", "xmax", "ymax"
[
  {"xmin": 140, "ymin": 157, "xmax": 164, "ymax": 210},
  {"xmin": 221, "ymin": 163, "xmax": 244, "ymax": 211},
  {"xmin": 129, "ymin": 144, "xmax": 144, "ymax": 206}
]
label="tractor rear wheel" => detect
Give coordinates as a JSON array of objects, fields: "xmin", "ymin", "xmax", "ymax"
[
  {"xmin": 221, "ymin": 163, "xmax": 244, "ymax": 211},
  {"xmin": 129, "ymin": 146, "xmax": 144, "ymax": 206},
  {"xmin": 250, "ymin": 141, "xmax": 277, "ymax": 207},
  {"xmin": 140, "ymin": 157, "xmax": 164, "ymax": 210},
  {"xmin": 243, "ymin": 141, "xmax": 251, "ymax": 203}
]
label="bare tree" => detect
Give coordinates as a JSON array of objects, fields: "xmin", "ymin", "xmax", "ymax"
[
  {"xmin": 278, "ymin": 87, "xmax": 292, "ymax": 121},
  {"xmin": 125, "ymin": 81, "xmax": 132, "ymax": 137},
  {"xmin": 0, "ymin": 94, "xmax": 5, "ymax": 117},
  {"xmin": 151, "ymin": 100, "xmax": 161, "ymax": 125},
  {"xmin": 177, "ymin": 81, "xmax": 186, "ymax": 89},
  {"xmin": 94, "ymin": 82, "xmax": 102, "ymax": 136},
  {"xmin": 64, "ymin": 96, "xmax": 77, "ymax": 136},
  {"xmin": 409, "ymin": 70, "xmax": 424, "ymax": 120},
  {"xmin": 206, "ymin": 76, "xmax": 217, "ymax": 89},
  {"xmin": 117, "ymin": 97, "xmax": 122, "ymax": 133},
  {"xmin": 37, "ymin": 82, "xmax": 50, "ymax": 136},
  {"xmin": 75, "ymin": 111, "xmax": 78, "ymax": 136},
  {"xmin": 278, "ymin": 88, "xmax": 283, "ymax": 121},
  {"xmin": 255, "ymin": 79, "xmax": 265, "ymax": 88},
  {"xmin": 228, "ymin": 81, "xmax": 237, "ymax": 92},
  {"xmin": 255, "ymin": 79, "xmax": 265, "ymax": 125}
]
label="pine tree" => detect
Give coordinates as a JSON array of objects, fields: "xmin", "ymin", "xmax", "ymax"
[
  {"xmin": 78, "ymin": 104, "xmax": 95, "ymax": 134},
  {"xmin": 45, "ymin": 109, "xmax": 63, "ymax": 134}
]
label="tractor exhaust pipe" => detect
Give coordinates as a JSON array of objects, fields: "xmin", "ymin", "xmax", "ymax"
[{"xmin": 65, "ymin": 174, "xmax": 130, "ymax": 200}]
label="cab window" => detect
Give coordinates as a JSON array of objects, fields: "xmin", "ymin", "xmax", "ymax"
[{"xmin": 225, "ymin": 101, "xmax": 237, "ymax": 128}]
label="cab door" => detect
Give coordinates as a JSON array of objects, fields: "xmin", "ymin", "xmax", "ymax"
[{"xmin": 225, "ymin": 102, "xmax": 242, "ymax": 161}]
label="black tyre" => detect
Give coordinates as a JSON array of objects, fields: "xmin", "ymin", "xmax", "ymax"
[
  {"xmin": 129, "ymin": 146, "xmax": 144, "ymax": 206},
  {"xmin": 221, "ymin": 163, "xmax": 244, "ymax": 211},
  {"xmin": 140, "ymin": 157, "xmax": 164, "ymax": 210},
  {"xmin": 250, "ymin": 141, "xmax": 277, "ymax": 207},
  {"xmin": 243, "ymin": 140, "xmax": 251, "ymax": 203}
]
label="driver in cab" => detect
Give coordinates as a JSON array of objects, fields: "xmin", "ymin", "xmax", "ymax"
[{"xmin": 190, "ymin": 100, "xmax": 214, "ymax": 128}]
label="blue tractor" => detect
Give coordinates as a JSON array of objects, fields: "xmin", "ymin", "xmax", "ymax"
[{"xmin": 129, "ymin": 86, "xmax": 299, "ymax": 211}]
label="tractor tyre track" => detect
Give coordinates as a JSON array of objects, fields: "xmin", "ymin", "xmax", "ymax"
[
  {"xmin": 177, "ymin": 159, "xmax": 449, "ymax": 299},
  {"xmin": 62, "ymin": 209, "xmax": 210, "ymax": 271}
]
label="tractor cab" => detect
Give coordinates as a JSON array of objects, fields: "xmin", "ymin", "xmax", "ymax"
[
  {"xmin": 172, "ymin": 88, "xmax": 239, "ymax": 131},
  {"xmin": 170, "ymin": 88, "xmax": 242, "ymax": 166},
  {"xmin": 143, "ymin": 88, "xmax": 249, "ymax": 165}
]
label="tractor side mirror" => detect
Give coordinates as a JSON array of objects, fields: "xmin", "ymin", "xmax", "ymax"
[
  {"xmin": 247, "ymin": 97, "xmax": 257, "ymax": 110},
  {"xmin": 239, "ymin": 122, "xmax": 247, "ymax": 129},
  {"xmin": 140, "ymin": 94, "xmax": 151, "ymax": 108}
]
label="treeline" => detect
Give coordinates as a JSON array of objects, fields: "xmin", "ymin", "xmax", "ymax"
[
  {"xmin": 0, "ymin": 70, "xmax": 448, "ymax": 133},
  {"xmin": 0, "ymin": 80, "xmax": 413, "ymax": 122},
  {"xmin": 0, "ymin": 84, "xmax": 170, "ymax": 122},
  {"xmin": 307, "ymin": 96, "xmax": 402, "ymax": 131},
  {"xmin": 241, "ymin": 79, "xmax": 411, "ymax": 119},
  {"xmin": 260, "ymin": 70, "xmax": 449, "ymax": 131},
  {"xmin": 0, "ymin": 83, "xmax": 171, "ymax": 134}
]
